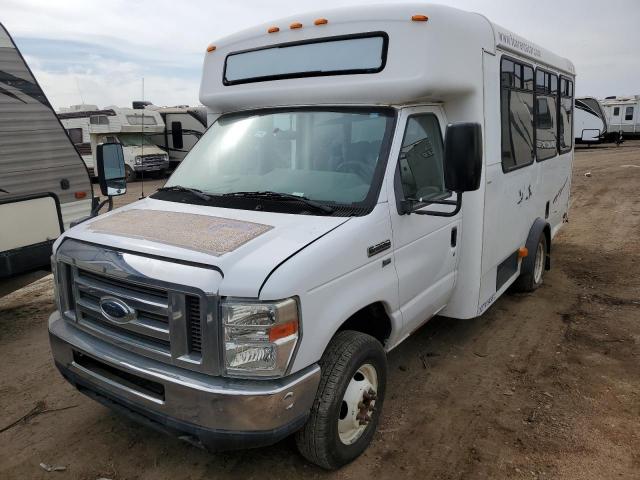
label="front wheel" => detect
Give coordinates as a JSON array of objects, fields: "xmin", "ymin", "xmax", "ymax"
[{"xmin": 295, "ymin": 330, "xmax": 387, "ymax": 470}]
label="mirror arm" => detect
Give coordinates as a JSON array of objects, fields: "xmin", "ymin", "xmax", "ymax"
[
  {"xmin": 409, "ymin": 192, "xmax": 463, "ymax": 217},
  {"xmin": 90, "ymin": 196, "xmax": 113, "ymax": 217}
]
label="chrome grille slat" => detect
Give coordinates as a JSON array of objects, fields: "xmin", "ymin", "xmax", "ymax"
[
  {"xmin": 75, "ymin": 272, "xmax": 169, "ymax": 316},
  {"xmin": 75, "ymin": 297, "xmax": 170, "ymax": 342}
]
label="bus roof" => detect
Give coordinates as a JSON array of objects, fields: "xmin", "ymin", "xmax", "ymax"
[{"xmin": 200, "ymin": 3, "xmax": 575, "ymax": 113}]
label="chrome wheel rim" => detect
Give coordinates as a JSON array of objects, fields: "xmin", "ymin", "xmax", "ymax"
[
  {"xmin": 533, "ymin": 241, "xmax": 545, "ymax": 284},
  {"xmin": 338, "ymin": 363, "xmax": 378, "ymax": 445}
]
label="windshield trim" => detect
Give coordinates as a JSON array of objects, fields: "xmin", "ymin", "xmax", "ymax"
[{"xmin": 161, "ymin": 106, "xmax": 398, "ymax": 216}]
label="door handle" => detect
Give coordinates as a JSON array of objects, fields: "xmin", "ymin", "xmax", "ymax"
[{"xmin": 451, "ymin": 227, "xmax": 458, "ymax": 247}]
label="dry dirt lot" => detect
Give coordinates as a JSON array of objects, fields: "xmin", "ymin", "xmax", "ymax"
[{"xmin": 1, "ymin": 144, "xmax": 639, "ymax": 479}]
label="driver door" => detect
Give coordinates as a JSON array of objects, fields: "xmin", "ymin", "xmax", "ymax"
[{"xmin": 387, "ymin": 106, "xmax": 460, "ymax": 334}]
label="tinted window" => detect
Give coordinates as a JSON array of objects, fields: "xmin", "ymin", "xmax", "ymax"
[
  {"xmin": 224, "ymin": 34, "xmax": 387, "ymax": 85},
  {"xmin": 171, "ymin": 121, "xmax": 183, "ymax": 149},
  {"xmin": 501, "ymin": 57, "xmax": 534, "ymax": 171},
  {"xmin": 613, "ymin": 107, "xmax": 620, "ymax": 116},
  {"xmin": 398, "ymin": 114, "xmax": 446, "ymax": 201},
  {"xmin": 558, "ymin": 77, "xmax": 574, "ymax": 154},
  {"xmin": 625, "ymin": 106, "xmax": 634, "ymax": 121},
  {"xmin": 67, "ymin": 128, "xmax": 83, "ymax": 144}
]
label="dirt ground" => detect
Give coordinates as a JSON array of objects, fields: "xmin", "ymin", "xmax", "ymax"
[{"xmin": 1, "ymin": 143, "xmax": 639, "ymax": 479}]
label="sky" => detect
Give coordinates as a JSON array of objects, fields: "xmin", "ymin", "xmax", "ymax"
[{"xmin": 1, "ymin": 0, "xmax": 638, "ymax": 110}]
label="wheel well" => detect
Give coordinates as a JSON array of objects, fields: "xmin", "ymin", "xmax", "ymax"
[{"xmin": 336, "ymin": 302, "xmax": 392, "ymax": 345}]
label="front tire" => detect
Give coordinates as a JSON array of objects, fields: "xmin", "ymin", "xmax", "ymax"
[
  {"xmin": 125, "ymin": 165, "xmax": 136, "ymax": 182},
  {"xmin": 295, "ymin": 330, "xmax": 387, "ymax": 470}
]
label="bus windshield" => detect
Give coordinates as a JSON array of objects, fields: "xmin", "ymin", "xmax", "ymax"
[{"xmin": 165, "ymin": 108, "xmax": 394, "ymax": 205}]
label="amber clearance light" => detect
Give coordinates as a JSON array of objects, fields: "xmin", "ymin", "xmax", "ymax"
[
  {"xmin": 206, "ymin": 44, "xmax": 216, "ymax": 53},
  {"xmin": 290, "ymin": 22, "xmax": 303, "ymax": 29},
  {"xmin": 411, "ymin": 14, "xmax": 429, "ymax": 22},
  {"xmin": 314, "ymin": 18, "xmax": 328, "ymax": 25},
  {"xmin": 268, "ymin": 26, "xmax": 280, "ymax": 33}
]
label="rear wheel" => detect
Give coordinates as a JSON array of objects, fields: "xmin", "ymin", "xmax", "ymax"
[
  {"xmin": 295, "ymin": 330, "xmax": 387, "ymax": 470},
  {"xmin": 514, "ymin": 233, "xmax": 547, "ymax": 292}
]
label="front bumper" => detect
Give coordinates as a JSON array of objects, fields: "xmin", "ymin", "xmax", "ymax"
[
  {"xmin": 133, "ymin": 159, "xmax": 169, "ymax": 172},
  {"xmin": 49, "ymin": 311, "xmax": 320, "ymax": 450}
]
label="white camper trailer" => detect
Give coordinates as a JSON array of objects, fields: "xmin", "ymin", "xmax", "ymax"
[
  {"xmin": 601, "ymin": 96, "xmax": 640, "ymax": 136},
  {"xmin": 575, "ymin": 97, "xmax": 607, "ymax": 144},
  {"xmin": 0, "ymin": 23, "xmax": 93, "ymax": 277},
  {"xmin": 48, "ymin": 4, "xmax": 575, "ymax": 468},
  {"xmin": 58, "ymin": 105, "xmax": 169, "ymax": 180},
  {"xmin": 143, "ymin": 104, "xmax": 207, "ymax": 167}
]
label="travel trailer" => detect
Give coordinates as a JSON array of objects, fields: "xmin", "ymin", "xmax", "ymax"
[
  {"xmin": 0, "ymin": 23, "xmax": 93, "ymax": 278},
  {"xmin": 48, "ymin": 4, "xmax": 575, "ymax": 469},
  {"xmin": 575, "ymin": 97, "xmax": 607, "ymax": 144},
  {"xmin": 58, "ymin": 105, "xmax": 169, "ymax": 180},
  {"xmin": 601, "ymin": 96, "xmax": 640, "ymax": 137},
  {"xmin": 142, "ymin": 103, "xmax": 208, "ymax": 167}
]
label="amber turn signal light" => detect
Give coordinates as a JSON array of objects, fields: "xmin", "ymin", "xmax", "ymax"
[{"xmin": 269, "ymin": 321, "xmax": 298, "ymax": 342}]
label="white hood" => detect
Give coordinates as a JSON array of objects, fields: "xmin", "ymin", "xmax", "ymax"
[{"xmin": 60, "ymin": 198, "xmax": 350, "ymax": 298}]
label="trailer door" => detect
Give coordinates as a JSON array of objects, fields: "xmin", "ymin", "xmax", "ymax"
[{"xmin": 387, "ymin": 106, "xmax": 459, "ymax": 332}]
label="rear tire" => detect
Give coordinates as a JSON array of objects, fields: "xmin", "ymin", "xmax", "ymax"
[
  {"xmin": 295, "ymin": 331, "xmax": 387, "ymax": 470},
  {"xmin": 514, "ymin": 233, "xmax": 547, "ymax": 292},
  {"xmin": 125, "ymin": 165, "xmax": 136, "ymax": 182}
]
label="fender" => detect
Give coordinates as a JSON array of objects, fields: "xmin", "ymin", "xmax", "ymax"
[{"xmin": 522, "ymin": 218, "xmax": 551, "ymax": 272}]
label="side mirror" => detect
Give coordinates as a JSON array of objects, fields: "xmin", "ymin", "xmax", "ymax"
[
  {"xmin": 443, "ymin": 122, "xmax": 482, "ymax": 193},
  {"xmin": 97, "ymin": 142, "xmax": 127, "ymax": 197}
]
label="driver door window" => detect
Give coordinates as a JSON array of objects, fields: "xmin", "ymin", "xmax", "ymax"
[{"xmin": 398, "ymin": 114, "xmax": 446, "ymax": 202}]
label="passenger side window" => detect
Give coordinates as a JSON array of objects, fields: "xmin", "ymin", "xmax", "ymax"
[
  {"xmin": 558, "ymin": 77, "xmax": 574, "ymax": 153},
  {"xmin": 535, "ymin": 69, "xmax": 558, "ymax": 161},
  {"xmin": 398, "ymin": 114, "xmax": 446, "ymax": 201},
  {"xmin": 501, "ymin": 58, "xmax": 535, "ymax": 171},
  {"xmin": 625, "ymin": 107, "xmax": 634, "ymax": 121}
]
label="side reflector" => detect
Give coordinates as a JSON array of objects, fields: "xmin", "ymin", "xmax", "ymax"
[
  {"xmin": 411, "ymin": 14, "xmax": 429, "ymax": 22},
  {"xmin": 206, "ymin": 44, "xmax": 216, "ymax": 53},
  {"xmin": 290, "ymin": 22, "xmax": 303, "ymax": 29},
  {"xmin": 74, "ymin": 191, "xmax": 87, "ymax": 199},
  {"xmin": 518, "ymin": 247, "xmax": 529, "ymax": 259},
  {"xmin": 268, "ymin": 26, "xmax": 280, "ymax": 33},
  {"xmin": 269, "ymin": 321, "xmax": 298, "ymax": 342},
  {"xmin": 314, "ymin": 18, "xmax": 328, "ymax": 25}
]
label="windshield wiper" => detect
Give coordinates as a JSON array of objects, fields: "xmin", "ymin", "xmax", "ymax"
[
  {"xmin": 156, "ymin": 185, "xmax": 211, "ymax": 201},
  {"xmin": 222, "ymin": 191, "xmax": 334, "ymax": 214}
]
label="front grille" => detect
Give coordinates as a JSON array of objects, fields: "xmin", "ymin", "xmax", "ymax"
[
  {"xmin": 140, "ymin": 155, "xmax": 166, "ymax": 168},
  {"xmin": 67, "ymin": 266, "xmax": 205, "ymax": 366}
]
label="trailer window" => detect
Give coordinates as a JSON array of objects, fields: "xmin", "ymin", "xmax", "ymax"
[
  {"xmin": 613, "ymin": 107, "xmax": 620, "ymax": 116},
  {"xmin": 90, "ymin": 115, "xmax": 109, "ymax": 125},
  {"xmin": 66, "ymin": 128, "xmax": 83, "ymax": 144},
  {"xmin": 224, "ymin": 33, "xmax": 387, "ymax": 85},
  {"xmin": 558, "ymin": 77, "xmax": 574, "ymax": 153},
  {"xmin": 127, "ymin": 115, "xmax": 157, "ymax": 126},
  {"xmin": 501, "ymin": 57, "xmax": 534, "ymax": 172},
  {"xmin": 171, "ymin": 121, "xmax": 183, "ymax": 149},
  {"xmin": 397, "ymin": 114, "xmax": 446, "ymax": 202},
  {"xmin": 625, "ymin": 107, "xmax": 634, "ymax": 121},
  {"xmin": 535, "ymin": 69, "xmax": 558, "ymax": 161}
]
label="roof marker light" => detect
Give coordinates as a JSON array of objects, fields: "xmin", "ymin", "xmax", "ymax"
[
  {"xmin": 290, "ymin": 22, "xmax": 303, "ymax": 29},
  {"xmin": 268, "ymin": 26, "xmax": 280, "ymax": 33},
  {"xmin": 411, "ymin": 14, "xmax": 429, "ymax": 22},
  {"xmin": 314, "ymin": 18, "xmax": 328, "ymax": 25},
  {"xmin": 206, "ymin": 44, "xmax": 216, "ymax": 53}
]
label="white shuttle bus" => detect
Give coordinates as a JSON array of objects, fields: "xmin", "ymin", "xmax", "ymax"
[{"xmin": 48, "ymin": 4, "xmax": 575, "ymax": 469}]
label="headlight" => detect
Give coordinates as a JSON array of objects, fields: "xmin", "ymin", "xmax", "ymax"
[
  {"xmin": 134, "ymin": 156, "xmax": 142, "ymax": 165},
  {"xmin": 222, "ymin": 298, "xmax": 299, "ymax": 377}
]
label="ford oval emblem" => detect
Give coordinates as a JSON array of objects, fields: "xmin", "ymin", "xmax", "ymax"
[{"xmin": 99, "ymin": 296, "xmax": 136, "ymax": 324}]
